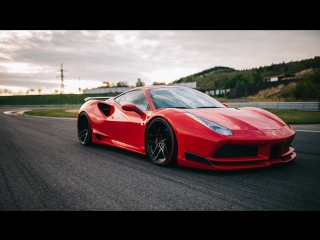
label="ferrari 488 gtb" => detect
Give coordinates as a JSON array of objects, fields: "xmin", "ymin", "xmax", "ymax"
[{"xmin": 77, "ymin": 86, "xmax": 296, "ymax": 170}]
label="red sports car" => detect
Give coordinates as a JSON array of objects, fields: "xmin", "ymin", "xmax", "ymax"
[{"xmin": 77, "ymin": 85, "xmax": 296, "ymax": 170}]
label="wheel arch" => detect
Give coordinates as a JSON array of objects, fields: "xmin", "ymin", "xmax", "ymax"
[
  {"xmin": 77, "ymin": 111, "xmax": 93, "ymax": 146},
  {"xmin": 145, "ymin": 114, "xmax": 180, "ymax": 145},
  {"xmin": 77, "ymin": 110, "xmax": 89, "ymax": 127},
  {"xmin": 144, "ymin": 115, "xmax": 179, "ymax": 166}
]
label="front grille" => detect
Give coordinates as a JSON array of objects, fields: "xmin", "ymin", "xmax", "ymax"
[
  {"xmin": 284, "ymin": 138, "xmax": 293, "ymax": 152},
  {"xmin": 270, "ymin": 144, "xmax": 280, "ymax": 159},
  {"xmin": 213, "ymin": 144, "xmax": 258, "ymax": 158},
  {"xmin": 185, "ymin": 152, "xmax": 212, "ymax": 165}
]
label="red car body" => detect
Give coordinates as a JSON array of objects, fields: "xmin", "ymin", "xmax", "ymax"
[{"xmin": 77, "ymin": 85, "xmax": 296, "ymax": 170}]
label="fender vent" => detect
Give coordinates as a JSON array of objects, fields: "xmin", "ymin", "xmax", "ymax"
[{"xmin": 98, "ymin": 103, "xmax": 112, "ymax": 117}]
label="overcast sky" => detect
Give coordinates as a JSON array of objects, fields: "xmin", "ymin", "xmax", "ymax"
[{"xmin": 1, "ymin": 30, "xmax": 320, "ymax": 95}]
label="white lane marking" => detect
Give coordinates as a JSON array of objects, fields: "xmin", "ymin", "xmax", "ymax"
[
  {"xmin": 294, "ymin": 130, "xmax": 320, "ymax": 133},
  {"xmin": 3, "ymin": 111, "xmax": 17, "ymax": 115}
]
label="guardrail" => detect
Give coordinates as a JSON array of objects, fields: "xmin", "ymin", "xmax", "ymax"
[
  {"xmin": 226, "ymin": 102, "xmax": 320, "ymax": 111},
  {"xmin": 83, "ymin": 87, "xmax": 133, "ymax": 94}
]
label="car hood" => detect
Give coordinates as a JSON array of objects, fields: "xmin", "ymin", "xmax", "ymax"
[{"xmin": 185, "ymin": 107, "xmax": 287, "ymax": 131}]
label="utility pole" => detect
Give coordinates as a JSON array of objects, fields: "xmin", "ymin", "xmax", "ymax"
[
  {"xmin": 56, "ymin": 63, "xmax": 67, "ymax": 94},
  {"xmin": 79, "ymin": 76, "xmax": 81, "ymax": 94}
]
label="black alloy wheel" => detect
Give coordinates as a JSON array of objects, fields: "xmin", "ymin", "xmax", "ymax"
[
  {"xmin": 145, "ymin": 118, "xmax": 177, "ymax": 166},
  {"xmin": 77, "ymin": 112, "xmax": 92, "ymax": 146}
]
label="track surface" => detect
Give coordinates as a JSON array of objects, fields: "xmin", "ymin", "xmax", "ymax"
[{"xmin": 1, "ymin": 107, "xmax": 320, "ymax": 211}]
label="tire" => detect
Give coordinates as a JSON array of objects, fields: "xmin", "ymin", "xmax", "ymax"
[
  {"xmin": 77, "ymin": 112, "xmax": 92, "ymax": 146},
  {"xmin": 145, "ymin": 118, "xmax": 177, "ymax": 166}
]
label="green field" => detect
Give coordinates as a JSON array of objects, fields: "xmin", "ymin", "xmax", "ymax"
[
  {"xmin": 0, "ymin": 93, "xmax": 117, "ymax": 105},
  {"xmin": 266, "ymin": 109, "xmax": 320, "ymax": 124},
  {"xmin": 23, "ymin": 107, "xmax": 79, "ymax": 118}
]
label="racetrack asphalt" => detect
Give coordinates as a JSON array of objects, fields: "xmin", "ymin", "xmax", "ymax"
[{"xmin": 1, "ymin": 106, "xmax": 320, "ymax": 211}]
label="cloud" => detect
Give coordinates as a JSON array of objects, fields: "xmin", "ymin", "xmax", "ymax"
[{"xmin": 0, "ymin": 30, "xmax": 319, "ymax": 94}]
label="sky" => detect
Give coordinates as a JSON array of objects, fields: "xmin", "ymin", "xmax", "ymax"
[{"xmin": 0, "ymin": 30, "xmax": 320, "ymax": 95}]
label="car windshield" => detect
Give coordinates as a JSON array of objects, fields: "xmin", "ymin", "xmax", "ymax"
[{"xmin": 148, "ymin": 87, "xmax": 225, "ymax": 109}]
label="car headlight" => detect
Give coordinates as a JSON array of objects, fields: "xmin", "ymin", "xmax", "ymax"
[{"xmin": 185, "ymin": 112, "xmax": 233, "ymax": 136}]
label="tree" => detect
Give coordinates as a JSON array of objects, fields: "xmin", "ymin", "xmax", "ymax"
[
  {"xmin": 136, "ymin": 78, "xmax": 145, "ymax": 87},
  {"xmin": 207, "ymin": 81, "xmax": 215, "ymax": 90},
  {"xmin": 311, "ymin": 56, "xmax": 320, "ymax": 72},
  {"xmin": 184, "ymin": 75, "xmax": 194, "ymax": 82},
  {"xmin": 225, "ymin": 74, "xmax": 249, "ymax": 89},
  {"xmin": 116, "ymin": 81, "xmax": 129, "ymax": 87},
  {"xmin": 152, "ymin": 81, "xmax": 166, "ymax": 85},
  {"xmin": 103, "ymin": 81, "xmax": 110, "ymax": 88},
  {"xmin": 291, "ymin": 69, "xmax": 320, "ymax": 100},
  {"xmin": 38, "ymin": 89, "xmax": 41, "ymax": 95},
  {"xmin": 248, "ymin": 72, "xmax": 262, "ymax": 84}
]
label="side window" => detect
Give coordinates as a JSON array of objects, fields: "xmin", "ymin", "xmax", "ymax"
[{"xmin": 115, "ymin": 90, "xmax": 149, "ymax": 111}]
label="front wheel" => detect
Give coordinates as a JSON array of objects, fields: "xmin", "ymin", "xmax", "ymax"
[
  {"xmin": 145, "ymin": 118, "xmax": 177, "ymax": 166},
  {"xmin": 77, "ymin": 112, "xmax": 92, "ymax": 146}
]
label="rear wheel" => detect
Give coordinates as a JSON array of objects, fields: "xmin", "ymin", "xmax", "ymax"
[
  {"xmin": 145, "ymin": 118, "xmax": 177, "ymax": 166},
  {"xmin": 77, "ymin": 112, "xmax": 92, "ymax": 146}
]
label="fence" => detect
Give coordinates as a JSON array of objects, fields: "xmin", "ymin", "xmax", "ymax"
[
  {"xmin": 226, "ymin": 102, "xmax": 320, "ymax": 111},
  {"xmin": 83, "ymin": 87, "xmax": 133, "ymax": 94}
]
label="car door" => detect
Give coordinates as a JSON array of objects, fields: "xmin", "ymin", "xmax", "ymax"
[{"xmin": 107, "ymin": 90, "xmax": 149, "ymax": 149}]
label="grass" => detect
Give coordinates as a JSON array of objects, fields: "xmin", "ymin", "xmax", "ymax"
[
  {"xmin": 0, "ymin": 93, "xmax": 117, "ymax": 105},
  {"xmin": 265, "ymin": 109, "xmax": 320, "ymax": 124},
  {"xmin": 22, "ymin": 107, "xmax": 320, "ymax": 124},
  {"xmin": 23, "ymin": 107, "xmax": 79, "ymax": 118}
]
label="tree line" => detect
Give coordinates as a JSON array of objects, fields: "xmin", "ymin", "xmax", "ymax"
[
  {"xmin": 97, "ymin": 56, "xmax": 320, "ymax": 89},
  {"xmin": 96, "ymin": 78, "xmax": 166, "ymax": 88},
  {"xmin": 171, "ymin": 56, "xmax": 320, "ymax": 100},
  {"xmin": 173, "ymin": 56, "xmax": 320, "ymax": 89}
]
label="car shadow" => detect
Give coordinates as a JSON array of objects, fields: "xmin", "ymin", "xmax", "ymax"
[{"xmin": 75, "ymin": 140, "xmax": 295, "ymax": 176}]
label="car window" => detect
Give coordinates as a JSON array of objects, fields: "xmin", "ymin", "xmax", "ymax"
[
  {"xmin": 114, "ymin": 90, "xmax": 149, "ymax": 111},
  {"xmin": 149, "ymin": 87, "xmax": 225, "ymax": 109}
]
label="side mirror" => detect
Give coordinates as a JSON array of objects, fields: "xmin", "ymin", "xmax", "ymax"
[
  {"xmin": 222, "ymin": 103, "xmax": 228, "ymax": 108},
  {"xmin": 122, "ymin": 103, "xmax": 146, "ymax": 119}
]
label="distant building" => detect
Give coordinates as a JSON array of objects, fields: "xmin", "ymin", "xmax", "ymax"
[
  {"xmin": 278, "ymin": 74, "xmax": 296, "ymax": 81},
  {"xmin": 263, "ymin": 74, "xmax": 296, "ymax": 82},
  {"xmin": 170, "ymin": 82, "xmax": 197, "ymax": 88},
  {"xmin": 83, "ymin": 87, "xmax": 133, "ymax": 94}
]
